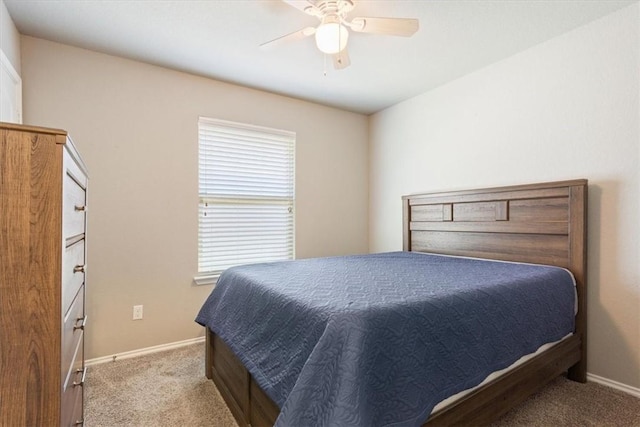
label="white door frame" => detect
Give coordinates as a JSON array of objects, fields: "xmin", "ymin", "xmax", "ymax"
[{"xmin": 0, "ymin": 48, "xmax": 22, "ymax": 124}]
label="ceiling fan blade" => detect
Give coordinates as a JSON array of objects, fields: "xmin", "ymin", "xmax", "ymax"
[
  {"xmin": 260, "ymin": 27, "xmax": 316, "ymax": 50},
  {"xmin": 332, "ymin": 48, "xmax": 351, "ymax": 70},
  {"xmin": 350, "ymin": 17, "xmax": 419, "ymax": 37}
]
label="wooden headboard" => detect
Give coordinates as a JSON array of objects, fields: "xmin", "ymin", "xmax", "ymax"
[{"xmin": 402, "ymin": 179, "xmax": 588, "ymax": 380}]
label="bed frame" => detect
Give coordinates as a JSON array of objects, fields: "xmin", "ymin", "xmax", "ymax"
[{"xmin": 204, "ymin": 179, "xmax": 588, "ymax": 426}]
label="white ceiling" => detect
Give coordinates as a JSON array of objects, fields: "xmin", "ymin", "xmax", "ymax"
[{"xmin": 5, "ymin": 0, "xmax": 636, "ymax": 115}]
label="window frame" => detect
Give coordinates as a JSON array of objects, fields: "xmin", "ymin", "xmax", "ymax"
[{"xmin": 194, "ymin": 117, "xmax": 295, "ymax": 286}]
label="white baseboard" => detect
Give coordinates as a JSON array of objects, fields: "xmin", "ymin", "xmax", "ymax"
[
  {"xmin": 85, "ymin": 336, "xmax": 205, "ymax": 366},
  {"xmin": 587, "ymin": 373, "xmax": 640, "ymax": 398}
]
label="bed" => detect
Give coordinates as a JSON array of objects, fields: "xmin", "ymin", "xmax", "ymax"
[{"xmin": 197, "ymin": 179, "xmax": 587, "ymax": 426}]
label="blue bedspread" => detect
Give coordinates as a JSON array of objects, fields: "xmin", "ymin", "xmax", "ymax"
[{"xmin": 195, "ymin": 252, "xmax": 575, "ymax": 427}]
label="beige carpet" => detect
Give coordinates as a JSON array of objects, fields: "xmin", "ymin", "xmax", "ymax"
[
  {"xmin": 85, "ymin": 342, "xmax": 640, "ymax": 427},
  {"xmin": 85, "ymin": 343, "xmax": 236, "ymax": 427}
]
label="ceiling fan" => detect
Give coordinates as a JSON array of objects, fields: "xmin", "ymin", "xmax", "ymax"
[{"xmin": 261, "ymin": 0, "xmax": 419, "ymax": 70}]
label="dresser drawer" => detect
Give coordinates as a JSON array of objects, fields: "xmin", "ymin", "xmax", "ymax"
[
  {"xmin": 64, "ymin": 139, "xmax": 88, "ymax": 189},
  {"xmin": 62, "ymin": 239, "xmax": 85, "ymax": 314},
  {"xmin": 61, "ymin": 335, "xmax": 84, "ymax": 427},
  {"xmin": 62, "ymin": 384, "xmax": 84, "ymax": 427},
  {"xmin": 62, "ymin": 320, "xmax": 84, "ymax": 391},
  {"xmin": 62, "ymin": 286, "xmax": 85, "ymax": 372},
  {"xmin": 63, "ymin": 172, "xmax": 87, "ymax": 240}
]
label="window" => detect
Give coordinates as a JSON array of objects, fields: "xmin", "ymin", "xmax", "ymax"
[{"xmin": 195, "ymin": 117, "xmax": 295, "ymax": 285}]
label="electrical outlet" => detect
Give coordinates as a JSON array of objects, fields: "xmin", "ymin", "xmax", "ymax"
[{"xmin": 133, "ymin": 305, "xmax": 143, "ymax": 320}]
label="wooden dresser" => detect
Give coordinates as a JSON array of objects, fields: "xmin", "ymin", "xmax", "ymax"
[{"xmin": 0, "ymin": 122, "xmax": 89, "ymax": 426}]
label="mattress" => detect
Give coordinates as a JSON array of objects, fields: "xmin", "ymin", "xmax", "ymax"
[{"xmin": 196, "ymin": 251, "xmax": 576, "ymax": 427}]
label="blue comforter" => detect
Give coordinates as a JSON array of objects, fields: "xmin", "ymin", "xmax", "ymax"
[{"xmin": 195, "ymin": 252, "xmax": 575, "ymax": 427}]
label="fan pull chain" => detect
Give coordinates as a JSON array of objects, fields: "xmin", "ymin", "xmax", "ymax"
[{"xmin": 323, "ymin": 54, "xmax": 327, "ymax": 76}]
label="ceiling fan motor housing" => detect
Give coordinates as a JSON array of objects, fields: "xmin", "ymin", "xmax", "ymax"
[{"xmin": 305, "ymin": 0, "xmax": 355, "ymax": 20}]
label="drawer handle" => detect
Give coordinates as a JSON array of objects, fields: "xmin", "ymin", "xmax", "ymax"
[
  {"xmin": 74, "ymin": 420, "xmax": 84, "ymax": 426},
  {"xmin": 74, "ymin": 315, "xmax": 87, "ymax": 331},
  {"xmin": 73, "ymin": 265, "xmax": 85, "ymax": 273},
  {"xmin": 73, "ymin": 367, "xmax": 87, "ymax": 387},
  {"xmin": 74, "ymin": 205, "xmax": 86, "ymax": 212}
]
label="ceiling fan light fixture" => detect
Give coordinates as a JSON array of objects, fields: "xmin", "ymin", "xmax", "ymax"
[{"xmin": 315, "ymin": 18, "xmax": 349, "ymax": 54}]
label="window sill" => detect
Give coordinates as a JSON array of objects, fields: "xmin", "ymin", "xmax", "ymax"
[{"xmin": 193, "ymin": 274, "xmax": 219, "ymax": 286}]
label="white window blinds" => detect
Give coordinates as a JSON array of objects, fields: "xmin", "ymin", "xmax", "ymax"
[{"xmin": 196, "ymin": 117, "xmax": 295, "ymax": 284}]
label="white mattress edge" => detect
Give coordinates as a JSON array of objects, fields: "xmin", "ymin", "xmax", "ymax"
[{"xmin": 430, "ymin": 333, "xmax": 573, "ymax": 415}]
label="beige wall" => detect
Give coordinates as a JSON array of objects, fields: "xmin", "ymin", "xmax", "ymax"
[
  {"xmin": 21, "ymin": 36, "xmax": 369, "ymax": 359},
  {"xmin": 370, "ymin": 4, "xmax": 639, "ymax": 389}
]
